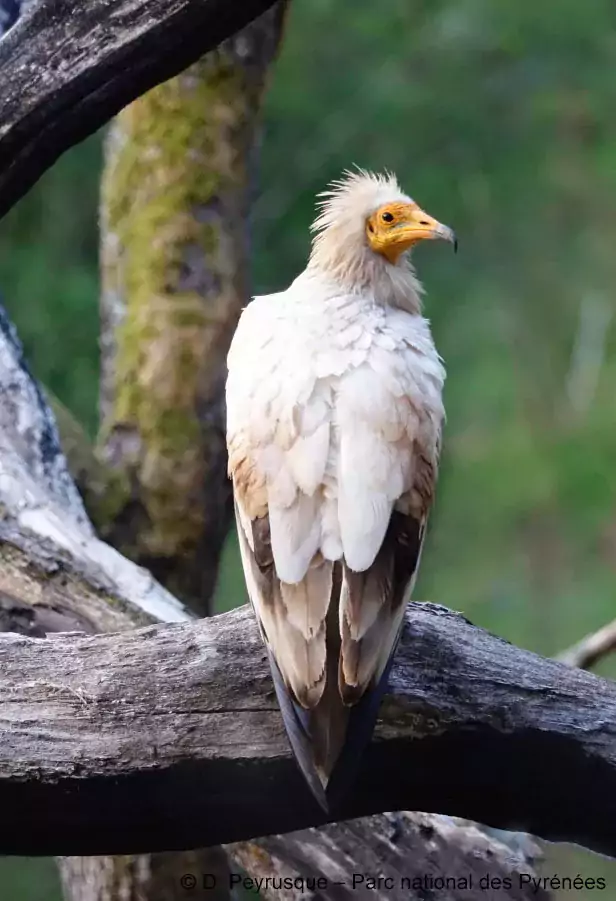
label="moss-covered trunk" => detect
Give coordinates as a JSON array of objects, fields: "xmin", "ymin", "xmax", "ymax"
[{"xmin": 97, "ymin": 5, "xmax": 287, "ymax": 613}]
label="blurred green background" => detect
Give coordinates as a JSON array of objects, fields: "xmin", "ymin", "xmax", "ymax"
[{"xmin": 1, "ymin": 0, "xmax": 615, "ymax": 896}]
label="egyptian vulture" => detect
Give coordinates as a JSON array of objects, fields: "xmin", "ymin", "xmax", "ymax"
[{"xmin": 226, "ymin": 169, "xmax": 455, "ymax": 806}]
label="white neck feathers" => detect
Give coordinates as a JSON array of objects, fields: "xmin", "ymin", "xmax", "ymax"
[{"xmin": 305, "ymin": 169, "xmax": 424, "ymax": 314}]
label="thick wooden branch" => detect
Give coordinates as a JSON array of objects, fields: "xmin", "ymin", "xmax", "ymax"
[
  {"xmin": 1, "ymin": 601, "xmax": 614, "ymax": 858},
  {"xmin": 0, "ymin": 0, "xmax": 277, "ymax": 218}
]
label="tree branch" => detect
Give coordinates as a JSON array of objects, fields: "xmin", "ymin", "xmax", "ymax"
[
  {"xmin": 559, "ymin": 618, "xmax": 616, "ymax": 670},
  {"xmin": 0, "ymin": 0, "xmax": 278, "ymax": 218},
  {"xmin": 0, "ymin": 309, "xmax": 189, "ymax": 634},
  {"xmin": 1, "ymin": 601, "xmax": 614, "ymax": 858}
]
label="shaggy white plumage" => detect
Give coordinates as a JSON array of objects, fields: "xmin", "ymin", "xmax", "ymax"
[{"xmin": 226, "ymin": 169, "xmax": 454, "ymax": 804}]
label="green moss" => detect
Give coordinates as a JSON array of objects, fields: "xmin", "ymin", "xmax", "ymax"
[
  {"xmin": 99, "ymin": 52, "xmax": 265, "ymax": 562},
  {"xmin": 89, "ymin": 469, "xmax": 132, "ymax": 535}
]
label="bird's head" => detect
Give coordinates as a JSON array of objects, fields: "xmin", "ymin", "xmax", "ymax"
[
  {"xmin": 308, "ymin": 169, "xmax": 455, "ymax": 308},
  {"xmin": 365, "ymin": 197, "xmax": 456, "ymax": 264}
]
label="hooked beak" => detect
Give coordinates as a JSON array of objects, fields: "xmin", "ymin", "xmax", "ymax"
[
  {"xmin": 398, "ymin": 206, "xmax": 457, "ymax": 253},
  {"xmin": 432, "ymin": 220, "xmax": 458, "ymax": 252}
]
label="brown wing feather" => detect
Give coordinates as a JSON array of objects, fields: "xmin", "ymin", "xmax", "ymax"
[
  {"xmin": 339, "ymin": 507, "xmax": 425, "ymax": 704},
  {"xmin": 235, "ymin": 504, "xmax": 330, "ymax": 709},
  {"xmin": 338, "ymin": 439, "xmax": 437, "ymax": 705},
  {"xmin": 233, "ymin": 441, "xmax": 438, "ymax": 805},
  {"xmin": 235, "ymin": 500, "xmax": 341, "ymax": 803}
]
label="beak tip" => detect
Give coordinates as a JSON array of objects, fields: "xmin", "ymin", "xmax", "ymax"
[{"xmin": 434, "ymin": 222, "xmax": 457, "ymax": 252}]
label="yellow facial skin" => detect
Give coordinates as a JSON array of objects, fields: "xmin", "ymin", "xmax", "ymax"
[{"xmin": 366, "ymin": 201, "xmax": 456, "ymax": 264}]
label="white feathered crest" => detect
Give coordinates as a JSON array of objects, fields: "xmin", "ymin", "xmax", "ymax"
[{"xmin": 311, "ymin": 167, "xmax": 408, "ymax": 236}]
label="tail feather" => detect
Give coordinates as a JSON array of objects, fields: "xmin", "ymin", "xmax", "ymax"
[
  {"xmin": 235, "ymin": 499, "xmax": 424, "ymax": 807},
  {"xmin": 270, "ymin": 648, "xmax": 391, "ymax": 811},
  {"xmin": 326, "ymin": 652, "xmax": 396, "ymax": 805},
  {"xmin": 268, "ymin": 587, "xmax": 351, "ymax": 810},
  {"xmin": 268, "ymin": 565, "xmax": 387, "ymax": 811},
  {"xmin": 268, "ymin": 651, "xmax": 330, "ymax": 809}
]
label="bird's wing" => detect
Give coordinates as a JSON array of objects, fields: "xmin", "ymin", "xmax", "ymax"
[
  {"xmin": 226, "ymin": 295, "xmax": 333, "ymax": 709},
  {"xmin": 227, "ymin": 296, "xmax": 444, "ymax": 797},
  {"xmin": 332, "ymin": 319, "xmax": 444, "ymax": 704}
]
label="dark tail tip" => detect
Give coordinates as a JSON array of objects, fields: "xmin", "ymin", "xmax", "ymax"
[
  {"xmin": 267, "ymin": 652, "xmax": 330, "ymax": 809},
  {"xmin": 268, "ymin": 650, "xmax": 390, "ymax": 811}
]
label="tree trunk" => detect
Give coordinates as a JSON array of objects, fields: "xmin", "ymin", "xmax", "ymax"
[
  {"xmin": 98, "ymin": 4, "xmax": 288, "ymax": 612},
  {"xmin": 58, "ymin": 850, "xmax": 233, "ymax": 901}
]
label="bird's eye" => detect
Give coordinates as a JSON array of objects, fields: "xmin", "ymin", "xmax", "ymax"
[{"xmin": 382, "ymin": 211, "xmax": 394, "ymax": 223}]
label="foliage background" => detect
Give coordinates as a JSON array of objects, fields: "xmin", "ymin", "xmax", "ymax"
[{"xmin": 1, "ymin": 0, "xmax": 615, "ymax": 896}]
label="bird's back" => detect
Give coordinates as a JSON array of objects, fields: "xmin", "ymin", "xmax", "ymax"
[{"xmin": 226, "ymin": 271, "xmax": 444, "ymax": 804}]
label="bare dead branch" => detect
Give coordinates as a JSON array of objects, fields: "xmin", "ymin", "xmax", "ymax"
[
  {"xmin": 0, "ymin": 601, "xmax": 615, "ymax": 858},
  {"xmin": 0, "ymin": 0, "xmax": 278, "ymax": 218},
  {"xmin": 559, "ymin": 618, "xmax": 616, "ymax": 670}
]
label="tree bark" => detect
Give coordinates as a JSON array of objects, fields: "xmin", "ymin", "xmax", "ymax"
[
  {"xmin": 97, "ymin": 5, "xmax": 287, "ymax": 611},
  {"xmin": 0, "ymin": 310, "xmax": 187, "ymax": 632},
  {"xmin": 58, "ymin": 849, "xmax": 233, "ymax": 901},
  {"xmin": 0, "ymin": 0, "xmax": 280, "ymax": 218},
  {"xmin": 1, "ymin": 602, "xmax": 615, "ymax": 858},
  {"xmin": 46, "ymin": 394, "xmax": 132, "ymax": 540}
]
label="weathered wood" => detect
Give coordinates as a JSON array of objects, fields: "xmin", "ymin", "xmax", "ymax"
[
  {"xmin": 0, "ymin": 305, "xmax": 228, "ymax": 899},
  {"xmin": 0, "ymin": 0, "xmax": 278, "ymax": 219},
  {"xmin": 0, "ymin": 600, "xmax": 614, "ymax": 858},
  {"xmin": 57, "ymin": 848, "xmax": 234, "ymax": 901},
  {"xmin": 0, "ymin": 309, "xmax": 189, "ymax": 631},
  {"xmin": 230, "ymin": 814, "xmax": 547, "ymax": 901}
]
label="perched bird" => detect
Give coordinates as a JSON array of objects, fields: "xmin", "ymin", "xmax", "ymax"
[{"xmin": 226, "ymin": 169, "xmax": 454, "ymax": 807}]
